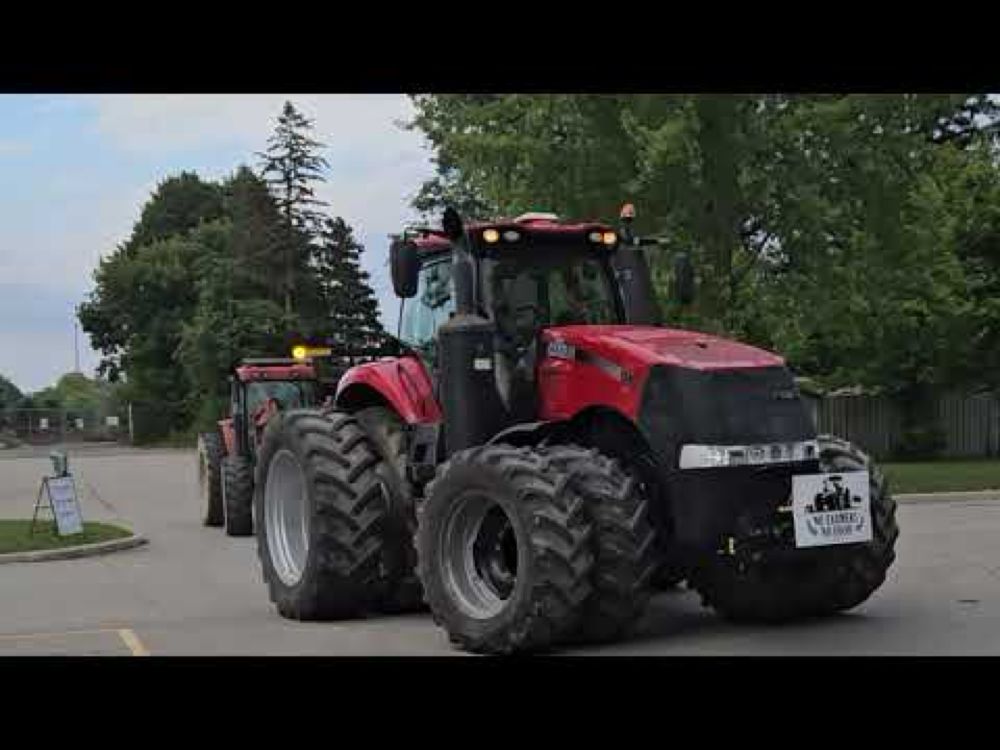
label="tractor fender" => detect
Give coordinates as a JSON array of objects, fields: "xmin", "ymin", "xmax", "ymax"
[
  {"xmin": 335, "ymin": 356, "xmax": 442, "ymax": 425},
  {"xmin": 488, "ymin": 406, "xmax": 657, "ymax": 465},
  {"xmin": 487, "ymin": 421, "xmax": 560, "ymax": 448}
]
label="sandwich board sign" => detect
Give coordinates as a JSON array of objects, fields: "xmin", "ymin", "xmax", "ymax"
[
  {"xmin": 30, "ymin": 453, "xmax": 85, "ymax": 537},
  {"xmin": 46, "ymin": 476, "xmax": 84, "ymax": 536}
]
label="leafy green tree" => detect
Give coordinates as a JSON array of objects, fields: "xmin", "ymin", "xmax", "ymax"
[
  {"xmin": 124, "ymin": 172, "xmax": 225, "ymax": 254},
  {"xmin": 224, "ymin": 165, "xmax": 287, "ymax": 308},
  {"xmin": 407, "ymin": 93, "xmax": 1000, "ymax": 404},
  {"xmin": 0, "ymin": 374, "xmax": 22, "ymax": 410},
  {"xmin": 79, "ymin": 164, "xmax": 298, "ymax": 438},
  {"xmin": 177, "ymin": 217, "xmax": 290, "ymax": 431},
  {"xmin": 79, "ymin": 172, "xmax": 225, "ymax": 383}
]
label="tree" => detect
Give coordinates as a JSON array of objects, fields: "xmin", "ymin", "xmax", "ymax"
[
  {"xmin": 257, "ymin": 101, "xmax": 330, "ymax": 315},
  {"xmin": 79, "ymin": 172, "xmax": 225, "ymax": 383},
  {"xmin": 78, "ymin": 171, "xmax": 228, "ymax": 437},
  {"xmin": 0, "ymin": 374, "xmax": 22, "ymax": 410},
  {"xmin": 124, "ymin": 172, "xmax": 225, "ymax": 255},
  {"xmin": 223, "ymin": 165, "xmax": 287, "ymax": 308},
  {"xmin": 407, "ymin": 93, "xmax": 1000, "ymax": 400},
  {"xmin": 177, "ymin": 218, "xmax": 289, "ymax": 431},
  {"xmin": 309, "ymin": 216, "xmax": 384, "ymax": 352}
]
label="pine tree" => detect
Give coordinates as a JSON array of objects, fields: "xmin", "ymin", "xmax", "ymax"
[
  {"xmin": 257, "ymin": 101, "xmax": 330, "ymax": 314},
  {"xmin": 313, "ymin": 216, "xmax": 385, "ymax": 355}
]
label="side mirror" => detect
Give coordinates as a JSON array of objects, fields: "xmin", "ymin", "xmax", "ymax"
[
  {"xmin": 673, "ymin": 252, "xmax": 695, "ymax": 306},
  {"xmin": 390, "ymin": 238, "xmax": 420, "ymax": 298}
]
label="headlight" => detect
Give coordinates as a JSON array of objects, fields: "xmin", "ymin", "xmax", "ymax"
[{"xmin": 679, "ymin": 440, "xmax": 819, "ymax": 469}]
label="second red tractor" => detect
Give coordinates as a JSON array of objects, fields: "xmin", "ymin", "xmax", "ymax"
[{"xmin": 197, "ymin": 359, "xmax": 319, "ymax": 537}]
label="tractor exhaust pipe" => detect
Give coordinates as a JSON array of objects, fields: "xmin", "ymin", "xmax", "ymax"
[
  {"xmin": 438, "ymin": 208, "xmax": 507, "ymax": 456},
  {"xmin": 614, "ymin": 203, "xmax": 664, "ymax": 326},
  {"xmin": 443, "ymin": 207, "xmax": 475, "ymax": 316}
]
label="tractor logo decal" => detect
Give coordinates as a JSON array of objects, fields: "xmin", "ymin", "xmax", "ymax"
[
  {"xmin": 547, "ymin": 340, "xmax": 633, "ymax": 384},
  {"xmin": 792, "ymin": 471, "xmax": 872, "ymax": 547},
  {"xmin": 804, "ymin": 475, "xmax": 866, "ymax": 537},
  {"xmin": 547, "ymin": 340, "xmax": 575, "ymax": 360}
]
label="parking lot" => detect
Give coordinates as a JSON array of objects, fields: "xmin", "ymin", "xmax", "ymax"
[{"xmin": 2, "ymin": 446, "xmax": 1000, "ymax": 656}]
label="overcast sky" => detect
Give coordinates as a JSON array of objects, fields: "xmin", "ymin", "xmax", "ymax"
[{"xmin": 0, "ymin": 94, "xmax": 435, "ymax": 393}]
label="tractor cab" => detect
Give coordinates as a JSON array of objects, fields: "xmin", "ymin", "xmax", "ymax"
[
  {"xmin": 226, "ymin": 359, "xmax": 318, "ymax": 460},
  {"xmin": 393, "ymin": 212, "xmax": 627, "ymax": 430}
]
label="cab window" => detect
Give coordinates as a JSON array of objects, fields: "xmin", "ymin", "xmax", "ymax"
[{"xmin": 399, "ymin": 258, "xmax": 454, "ymax": 364}]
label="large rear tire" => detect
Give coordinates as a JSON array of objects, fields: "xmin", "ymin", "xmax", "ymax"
[
  {"xmin": 197, "ymin": 432, "xmax": 223, "ymax": 527},
  {"xmin": 354, "ymin": 406, "xmax": 426, "ymax": 614},
  {"xmin": 541, "ymin": 445, "xmax": 656, "ymax": 645},
  {"xmin": 254, "ymin": 409, "xmax": 392, "ymax": 621},
  {"xmin": 416, "ymin": 445, "xmax": 594, "ymax": 654},
  {"xmin": 690, "ymin": 434, "xmax": 899, "ymax": 623},
  {"xmin": 222, "ymin": 454, "xmax": 254, "ymax": 537}
]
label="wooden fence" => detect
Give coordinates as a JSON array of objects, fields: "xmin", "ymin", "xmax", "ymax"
[{"xmin": 807, "ymin": 391, "xmax": 1000, "ymax": 459}]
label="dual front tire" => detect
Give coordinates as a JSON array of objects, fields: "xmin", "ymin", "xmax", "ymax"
[
  {"xmin": 253, "ymin": 409, "xmax": 897, "ymax": 653},
  {"xmin": 253, "ymin": 414, "xmax": 657, "ymax": 653},
  {"xmin": 415, "ymin": 444, "xmax": 656, "ymax": 654},
  {"xmin": 689, "ymin": 434, "xmax": 899, "ymax": 623}
]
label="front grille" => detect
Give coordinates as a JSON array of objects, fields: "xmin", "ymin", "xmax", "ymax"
[{"xmin": 638, "ymin": 365, "xmax": 815, "ymax": 468}]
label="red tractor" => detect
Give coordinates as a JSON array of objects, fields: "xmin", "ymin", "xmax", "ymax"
[
  {"xmin": 251, "ymin": 207, "xmax": 899, "ymax": 654},
  {"xmin": 197, "ymin": 359, "xmax": 319, "ymax": 537}
]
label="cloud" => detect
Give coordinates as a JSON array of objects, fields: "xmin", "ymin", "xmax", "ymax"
[
  {"xmin": 88, "ymin": 94, "xmax": 431, "ymax": 158},
  {"xmin": 1, "ymin": 94, "xmax": 438, "ymax": 388},
  {"xmin": 84, "ymin": 94, "xmax": 436, "ymax": 329},
  {"xmin": 0, "ymin": 138, "xmax": 31, "ymax": 156}
]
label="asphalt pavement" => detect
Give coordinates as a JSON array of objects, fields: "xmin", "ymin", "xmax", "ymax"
[{"xmin": 1, "ymin": 445, "xmax": 998, "ymax": 656}]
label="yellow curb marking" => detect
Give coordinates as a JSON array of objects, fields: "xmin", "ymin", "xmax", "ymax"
[
  {"xmin": 0, "ymin": 627, "xmax": 151, "ymax": 656},
  {"xmin": 117, "ymin": 629, "xmax": 150, "ymax": 657},
  {"xmin": 0, "ymin": 628, "xmax": 116, "ymax": 641}
]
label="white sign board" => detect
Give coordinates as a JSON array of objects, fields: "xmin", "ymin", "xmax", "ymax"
[
  {"xmin": 46, "ymin": 476, "xmax": 84, "ymax": 536},
  {"xmin": 105, "ymin": 415, "xmax": 119, "ymax": 427},
  {"xmin": 39, "ymin": 417, "xmax": 49, "ymax": 431},
  {"xmin": 75, "ymin": 418, "xmax": 85, "ymax": 430},
  {"xmin": 792, "ymin": 471, "xmax": 872, "ymax": 548}
]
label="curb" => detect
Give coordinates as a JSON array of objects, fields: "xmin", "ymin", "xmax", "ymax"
[
  {"xmin": 895, "ymin": 490, "xmax": 1000, "ymax": 504},
  {"xmin": 0, "ymin": 533, "xmax": 148, "ymax": 565}
]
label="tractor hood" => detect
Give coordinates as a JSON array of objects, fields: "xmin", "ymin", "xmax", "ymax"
[{"xmin": 546, "ymin": 325, "xmax": 785, "ymax": 373}]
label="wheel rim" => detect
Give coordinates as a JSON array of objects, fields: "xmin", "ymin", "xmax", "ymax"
[
  {"xmin": 439, "ymin": 492, "xmax": 519, "ymax": 620},
  {"xmin": 264, "ymin": 449, "xmax": 309, "ymax": 586}
]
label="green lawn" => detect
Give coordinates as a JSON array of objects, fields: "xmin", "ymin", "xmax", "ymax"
[
  {"xmin": 0, "ymin": 520, "xmax": 131, "ymax": 555},
  {"xmin": 883, "ymin": 460, "xmax": 1000, "ymax": 494}
]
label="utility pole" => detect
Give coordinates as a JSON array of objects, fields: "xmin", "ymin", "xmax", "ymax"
[{"xmin": 73, "ymin": 320, "xmax": 81, "ymax": 373}]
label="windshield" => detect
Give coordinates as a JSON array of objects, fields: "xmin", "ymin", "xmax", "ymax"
[
  {"xmin": 483, "ymin": 250, "xmax": 621, "ymax": 350},
  {"xmin": 246, "ymin": 380, "xmax": 314, "ymax": 413}
]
